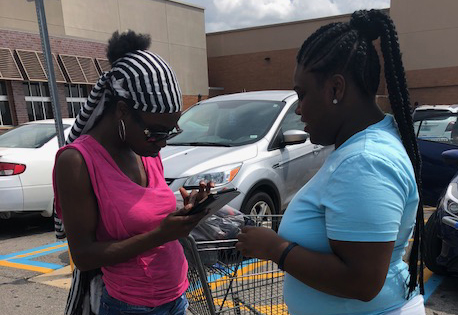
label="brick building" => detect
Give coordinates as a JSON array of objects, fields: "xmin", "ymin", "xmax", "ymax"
[
  {"xmin": 206, "ymin": 0, "xmax": 458, "ymax": 111},
  {"xmin": 0, "ymin": 0, "xmax": 208, "ymax": 132}
]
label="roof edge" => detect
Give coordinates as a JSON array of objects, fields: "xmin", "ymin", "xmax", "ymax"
[
  {"xmin": 167, "ymin": 0, "xmax": 205, "ymax": 11},
  {"xmin": 207, "ymin": 8, "xmax": 389, "ymax": 35}
]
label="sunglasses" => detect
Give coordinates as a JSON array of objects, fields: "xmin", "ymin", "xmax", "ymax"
[
  {"xmin": 131, "ymin": 110, "xmax": 183, "ymax": 142},
  {"xmin": 143, "ymin": 126, "xmax": 183, "ymax": 142}
]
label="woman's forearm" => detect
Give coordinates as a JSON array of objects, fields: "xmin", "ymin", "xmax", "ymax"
[
  {"xmin": 272, "ymin": 246, "xmax": 370, "ymax": 300},
  {"xmin": 69, "ymin": 227, "xmax": 168, "ymax": 271},
  {"xmin": 268, "ymin": 242, "xmax": 385, "ymax": 302}
]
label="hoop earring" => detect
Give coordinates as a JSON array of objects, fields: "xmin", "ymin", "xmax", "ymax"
[
  {"xmin": 332, "ymin": 99, "xmax": 338, "ymax": 105},
  {"xmin": 118, "ymin": 119, "xmax": 126, "ymax": 142}
]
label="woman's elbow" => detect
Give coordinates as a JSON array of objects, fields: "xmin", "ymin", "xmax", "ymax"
[
  {"xmin": 71, "ymin": 256, "xmax": 91, "ymax": 271},
  {"xmin": 358, "ymin": 292, "xmax": 379, "ymax": 302},
  {"xmin": 69, "ymin": 249, "xmax": 97, "ymax": 271},
  {"xmin": 355, "ymin": 281, "xmax": 384, "ymax": 302}
]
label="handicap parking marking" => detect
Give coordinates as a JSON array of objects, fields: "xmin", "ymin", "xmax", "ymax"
[
  {"xmin": 0, "ymin": 241, "xmax": 68, "ymax": 273},
  {"xmin": 423, "ymin": 268, "xmax": 444, "ymax": 303}
]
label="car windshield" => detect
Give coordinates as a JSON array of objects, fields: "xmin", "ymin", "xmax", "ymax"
[
  {"xmin": 168, "ymin": 100, "xmax": 285, "ymax": 146},
  {"xmin": 413, "ymin": 110, "xmax": 458, "ymax": 144},
  {"xmin": 0, "ymin": 123, "xmax": 70, "ymax": 148}
]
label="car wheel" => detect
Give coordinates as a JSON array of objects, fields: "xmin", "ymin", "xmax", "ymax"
[
  {"xmin": 242, "ymin": 191, "xmax": 278, "ymax": 230},
  {"xmin": 424, "ymin": 210, "xmax": 447, "ymax": 275}
]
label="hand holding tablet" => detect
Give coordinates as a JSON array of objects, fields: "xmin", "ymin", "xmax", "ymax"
[{"xmin": 186, "ymin": 188, "xmax": 241, "ymax": 216}]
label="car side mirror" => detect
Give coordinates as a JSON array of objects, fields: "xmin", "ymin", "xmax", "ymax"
[
  {"xmin": 281, "ymin": 130, "xmax": 308, "ymax": 147},
  {"xmin": 441, "ymin": 149, "xmax": 458, "ymax": 166}
]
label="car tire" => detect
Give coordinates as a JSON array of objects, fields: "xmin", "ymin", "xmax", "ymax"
[
  {"xmin": 242, "ymin": 191, "xmax": 278, "ymax": 230},
  {"xmin": 424, "ymin": 210, "xmax": 447, "ymax": 275}
]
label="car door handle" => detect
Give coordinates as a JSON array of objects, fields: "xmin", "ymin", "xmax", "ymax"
[{"xmin": 313, "ymin": 145, "xmax": 322, "ymax": 155}]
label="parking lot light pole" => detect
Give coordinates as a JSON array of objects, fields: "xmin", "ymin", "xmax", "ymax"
[
  {"xmin": 33, "ymin": 0, "xmax": 65, "ymax": 148},
  {"xmin": 32, "ymin": 0, "xmax": 72, "ymax": 270}
]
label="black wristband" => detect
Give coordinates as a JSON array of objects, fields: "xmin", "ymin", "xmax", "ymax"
[{"xmin": 278, "ymin": 242, "xmax": 298, "ymax": 271}]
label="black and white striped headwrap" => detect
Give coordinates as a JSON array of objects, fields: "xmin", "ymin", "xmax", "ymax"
[{"xmin": 66, "ymin": 50, "xmax": 182, "ymax": 144}]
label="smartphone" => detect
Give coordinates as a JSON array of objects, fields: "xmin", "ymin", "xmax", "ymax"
[{"xmin": 186, "ymin": 188, "xmax": 240, "ymax": 216}]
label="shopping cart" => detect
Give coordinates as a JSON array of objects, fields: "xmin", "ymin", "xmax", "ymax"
[{"xmin": 181, "ymin": 215, "xmax": 288, "ymax": 315}]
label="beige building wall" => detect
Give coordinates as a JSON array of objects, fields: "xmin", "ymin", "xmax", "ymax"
[
  {"xmin": 0, "ymin": 0, "xmax": 208, "ymax": 98},
  {"xmin": 390, "ymin": 0, "xmax": 458, "ymax": 104},
  {"xmin": 207, "ymin": 15, "xmax": 350, "ymax": 58},
  {"xmin": 206, "ymin": 14, "xmax": 388, "ymax": 100},
  {"xmin": 207, "ymin": 2, "xmax": 458, "ymax": 105},
  {"xmin": 390, "ymin": 0, "xmax": 458, "ymax": 70},
  {"xmin": 0, "ymin": 0, "xmax": 65, "ymax": 35}
]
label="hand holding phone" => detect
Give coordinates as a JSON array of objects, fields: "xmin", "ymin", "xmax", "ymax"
[{"xmin": 179, "ymin": 181, "xmax": 215, "ymax": 210}]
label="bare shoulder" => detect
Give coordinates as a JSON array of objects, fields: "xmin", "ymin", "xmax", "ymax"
[
  {"xmin": 56, "ymin": 148, "xmax": 85, "ymax": 168},
  {"xmin": 55, "ymin": 148, "xmax": 90, "ymax": 187}
]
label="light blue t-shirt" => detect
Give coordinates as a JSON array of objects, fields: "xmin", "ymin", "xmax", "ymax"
[{"xmin": 278, "ymin": 115, "xmax": 419, "ymax": 315}]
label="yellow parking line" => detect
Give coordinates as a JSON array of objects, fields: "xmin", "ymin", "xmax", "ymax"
[
  {"xmin": 209, "ymin": 261, "xmax": 269, "ymax": 291},
  {"xmin": 423, "ymin": 268, "xmax": 433, "ymax": 282},
  {"xmin": 214, "ymin": 298, "xmax": 289, "ymax": 315},
  {"xmin": 10, "ymin": 243, "xmax": 68, "ymax": 259},
  {"xmin": 0, "ymin": 260, "xmax": 54, "ymax": 273},
  {"xmin": 236, "ymin": 260, "xmax": 269, "ymax": 277}
]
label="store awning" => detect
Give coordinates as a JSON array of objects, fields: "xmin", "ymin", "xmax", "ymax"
[
  {"xmin": 95, "ymin": 58, "xmax": 111, "ymax": 74},
  {"xmin": 0, "ymin": 48, "xmax": 23, "ymax": 80},
  {"xmin": 59, "ymin": 54, "xmax": 100, "ymax": 84},
  {"xmin": 16, "ymin": 49, "xmax": 66, "ymax": 83},
  {"xmin": 37, "ymin": 52, "xmax": 66, "ymax": 83}
]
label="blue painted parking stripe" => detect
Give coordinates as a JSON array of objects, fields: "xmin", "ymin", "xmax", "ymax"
[
  {"xmin": 0, "ymin": 241, "xmax": 67, "ymax": 260},
  {"xmin": 9, "ymin": 258, "xmax": 63, "ymax": 270},
  {"xmin": 424, "ymin": 273, "xmax": 444, "ymax": 302},
  {"xmin": 15, "ymin": 245, "xmax": 68, "ymax": 260}
]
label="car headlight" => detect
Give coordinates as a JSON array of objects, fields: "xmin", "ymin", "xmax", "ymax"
[
  {"xmin": 184, "ymin": 163, "xmax": 242, "ymax": 188},
  {"xmin": 442, "ymin": 182, "xmax": 458, "ymax": 215}
]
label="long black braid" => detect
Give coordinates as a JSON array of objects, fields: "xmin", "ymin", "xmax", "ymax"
[{"xmin": 297, "ymin": 9, "xmax": 424, "ymax": 296}]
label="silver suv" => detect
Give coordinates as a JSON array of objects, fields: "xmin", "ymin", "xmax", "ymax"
[{"xmin": 162, "ymin": 91, "xmax": 333, "ymax": 215}]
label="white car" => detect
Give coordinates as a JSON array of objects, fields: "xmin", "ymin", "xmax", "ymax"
[
  {"xmin": 0, "ymin": 119, "xmax": 74, "ymax": 219},
  {"xmin": 414, "ymin": 105, "xmax": 458, "ymax": 142}
]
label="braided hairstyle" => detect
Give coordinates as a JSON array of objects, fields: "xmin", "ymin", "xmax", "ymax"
[{"xmin": 297, "ymin": 9, "xmax": 424, "ymax": 296}]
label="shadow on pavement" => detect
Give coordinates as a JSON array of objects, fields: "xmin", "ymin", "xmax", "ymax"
[{"xmin": 0, "ymin": 214, "xmax": 54, "ymax": 240}]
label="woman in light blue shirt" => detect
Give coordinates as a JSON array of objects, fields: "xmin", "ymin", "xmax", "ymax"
[{"xmin": 236, "ymin": 10, "xmax": 425, "ymax": 315}]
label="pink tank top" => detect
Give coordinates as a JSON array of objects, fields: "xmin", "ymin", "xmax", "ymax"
[{"xmin": 53, "ymin": 135, "xmax": 188, "ymax": 307}]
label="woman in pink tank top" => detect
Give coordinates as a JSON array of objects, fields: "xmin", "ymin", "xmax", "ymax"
[{"xmin": 53, "ymin": 31, "xmax": 212, "ymax": 315}]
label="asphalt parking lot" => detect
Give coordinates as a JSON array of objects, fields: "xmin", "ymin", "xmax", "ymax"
[{"xmin": 0, "ymin": 212, "xmax": 457, "ymax": 315}]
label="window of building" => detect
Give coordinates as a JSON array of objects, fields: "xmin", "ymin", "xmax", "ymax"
[
  {"xmin": 0, "ymin": 81, "xmax": 13, "ymax": 125},
  {"xmin": 65, "ymin": 84, "xmax": 88, "ymax": 118},
  {"xmin": 23, "ymin": 82, "xmax": 54, "ymax": 121}
]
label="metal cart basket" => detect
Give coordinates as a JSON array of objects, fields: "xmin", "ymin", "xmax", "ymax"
[{"xmin": 181, "ymin": 215, "xmax": 289, "ymax": 315}]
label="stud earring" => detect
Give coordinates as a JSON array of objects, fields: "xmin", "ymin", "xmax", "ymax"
[{"xmin": 332, "ymin": 99, "xmax": 338, "ymax": 104}]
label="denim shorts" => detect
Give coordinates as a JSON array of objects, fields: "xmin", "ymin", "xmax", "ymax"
[{"xmin": 99, "ymin": 287, "xmax": 189, "ymax": 315}]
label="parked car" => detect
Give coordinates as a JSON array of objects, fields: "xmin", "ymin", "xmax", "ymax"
[
  {"xmin": 0, "ymin": 119, "xmax": 73, "ymax": 219},
  {"xmin": 413, "ymin": 105, "xmax": 458, "ymax": 206},
  {"xmin": 414, "ymin": 105, "xmax": 458, "ymax": 142},
  {"xmin": 162, "ymin": 90, "xmax": 334, "ymax": 215},
  {"xmin": 424, "ymin": 149, "xmax": 458, "ymax": 275}
]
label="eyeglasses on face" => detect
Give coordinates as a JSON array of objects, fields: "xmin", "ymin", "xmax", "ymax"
[
  {"xmin": 130, "ymin": 109, "xmax": 182, "ymax": 142},
  {"xmin": 143, "ymin": 126, "xmax": 183, "ymax": 142}
]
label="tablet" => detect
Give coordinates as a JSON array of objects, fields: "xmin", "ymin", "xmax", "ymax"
[{"xmin": 187, "ymin": 188, "xmax": 241, "ymax": 217}]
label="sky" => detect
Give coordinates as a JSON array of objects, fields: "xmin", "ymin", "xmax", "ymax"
[{"xmin": 182, "ymin": 0, "xmax": 390, "ymax": 33}]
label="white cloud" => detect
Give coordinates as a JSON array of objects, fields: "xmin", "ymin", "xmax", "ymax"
[{"xmin": 183, "ymin": 0, "xmax": 390, "ymax": 32}]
